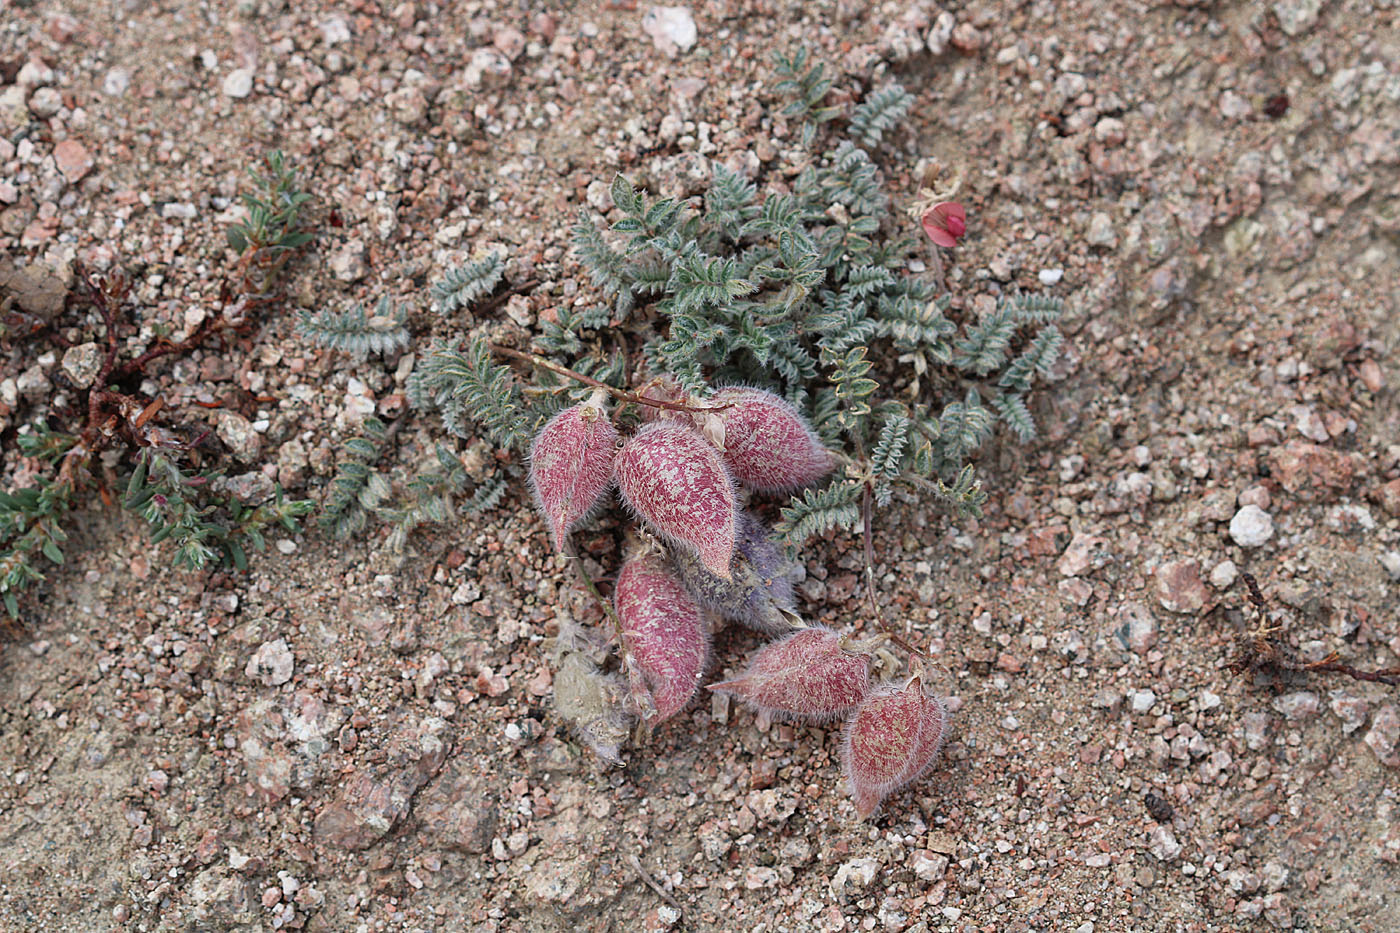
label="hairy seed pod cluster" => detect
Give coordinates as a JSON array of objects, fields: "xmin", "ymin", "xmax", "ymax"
[
  {"xmin": 709, "ymin": 627, "xmax": 871, "ymax": 721},
  {"xmin": 528, "ymin": 392, "xmax": 618, "ymax": 551},
  {"xmin": 669, "ymin": 510, "xmax": 798, "ymax": 635},
  {"xmin": 841, "ymin": 677, "xmax": 948, "ymax": 818},
  {"xmin": 615, "ymin": 422, "xmax": 737, "ymax": 578},
  {"xmin": 713, "ymin": 387, "xmax": 833, "ymax": 493},
  {"xmin": 614, "ymin": 553, "xmax": 711, "ymax": 724}
]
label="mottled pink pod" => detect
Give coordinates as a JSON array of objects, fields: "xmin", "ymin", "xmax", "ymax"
[
  {"xmin": 841, "ymin": 678, "xmax": 948, "ymax": 819},
  {"xmin": 615, "ymin": 553, "xmax": 711, "ymax": 724},
  {"xmin": 528, "ymin": 391, "xmax": 618, "ymax": 551},
  {"xmin": 614, "ymin": 422, "xmax": 737, "ymax": 579},
  {"xmin": 708, "ymin": 627, "xmax": 869, "ymax": 721},
  {"xmin": 713, "ymin": 387, "xmax": 833, "ymax": 493},
  {"xmin": 669, "ymin": 511, "xmax": 798, "ymax": 635}
]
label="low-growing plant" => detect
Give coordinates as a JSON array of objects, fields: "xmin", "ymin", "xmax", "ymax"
[
  {"xmin": 0, "ymin": 151, "xmax": 317, "ymax": 619},
  {"xmin": 400, "ymin": 50, "xmax": 1067, "ymax": 816}
]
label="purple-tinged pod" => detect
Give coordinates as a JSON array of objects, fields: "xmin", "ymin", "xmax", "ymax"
[{"xmin": 669, "ymin": 511, "xmax": 798, "ymax": 634}]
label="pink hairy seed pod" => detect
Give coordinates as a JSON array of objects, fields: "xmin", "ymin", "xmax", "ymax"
[
  {"xmin": 708, "ymin": 627, "xmax": 871, "ymax": 721},
  {"xmin": 841, "ymin": 677, "xmax": 949, "ymax": 819},
  {"xmin": 528, "ymin": 390, "xmax": 619, "ymax": 551},
  {"xmin": 712, "ymin": 387, "xmax": 833, "ymax": 493},
  {"xmin": 614, "ymin": 553, "xmax": 711, "ymax": 724},
  {"xmin": 614, "ymin": 422, "xmax": 737, "ymax": 579}
]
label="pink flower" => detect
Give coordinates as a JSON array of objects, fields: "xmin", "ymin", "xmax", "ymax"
[{"xmin": 921, "ymin": 201, "xmax": 966, "ymax": 248}]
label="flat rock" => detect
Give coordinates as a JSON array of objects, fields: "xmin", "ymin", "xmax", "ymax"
[
  {"xmin": 53, "ymin": 139, "xmax": 93, "ymax": 182},
  {"xmin": 414, "ymin": 756, "xmax": 498, "ymax": 853},
  {"xmin": 1156, "ymin": 559, "xmax": 1207, "ymax": 614},
  {"xmin": 313, "ymin": 715, "xmax": 451, "ymax": 851}
]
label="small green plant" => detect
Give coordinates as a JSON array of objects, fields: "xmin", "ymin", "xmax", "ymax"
[
  {"xmin": 0, "ymin": 151, "xmax": 318, "ymax": 619},
  {"xmin": 225, "ymin": 149, "xmax": 315, "ymax": 257},
  {"xmin": 296, "ymin": 296, "xmax": 410, "ymax": 360},
  {"xmin": 403, "ymin": 51, "xmax": 1068, "ymax": 815}
]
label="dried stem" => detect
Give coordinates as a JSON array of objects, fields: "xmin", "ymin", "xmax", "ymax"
[{"xmin": 488, "ymin": 343, "xmax": 732, "ymax": 415}]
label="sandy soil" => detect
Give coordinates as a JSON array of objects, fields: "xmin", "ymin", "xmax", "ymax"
[{"xmin": 2, "ymin": 1, "xmax": 1399, "ymax": 931}]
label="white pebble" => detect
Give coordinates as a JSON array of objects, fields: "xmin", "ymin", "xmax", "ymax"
[
  {"xmin": 1209, "ymin": 559, "xmax": 1238, "ymax": 589},
  {"xmin": 642, "ymin": 6, "xmax": 698, "ymax": 54},
  {"xmin": 1038, "ymin": 268, "xmax": 1064, "ymax": 285},
  {"xmin": 1131, "ymin": 689, "xmax": 1157, "ymax": 713},
  {"xmin": 222, "ymin": 68, "xmax": 254, "ymax": 99},
  {"xmin": 1229, "ymin": 505, "xmax": 1274, "ymax": 548}
]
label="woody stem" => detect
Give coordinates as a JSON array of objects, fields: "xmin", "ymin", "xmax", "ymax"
[{"xmin": 488, "ymin": 344, "xmax": 730, "ymax": 414}]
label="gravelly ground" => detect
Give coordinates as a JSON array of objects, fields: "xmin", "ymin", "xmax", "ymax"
[{"xmin": 2, "ymin": 1, "xmax": 1399, "ymax": 931}]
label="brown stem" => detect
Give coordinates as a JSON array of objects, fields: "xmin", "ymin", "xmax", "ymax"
[
  {"xmin": 1304, "ymin": 657, "xmax": 1400, "ymax": 687},
  {"xmin": 488, "ymin": 344, "xmax": 732, "ymax": 415}
]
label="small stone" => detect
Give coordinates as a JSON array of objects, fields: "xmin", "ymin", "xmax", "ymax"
[
  {"xmin": 1123, "ymin": 602, "xmax": 1158, "ymax": 653},
  {"xmin": 1130, "ymin": 690, "xmax": 1157, "ymax": 714},
  {"xmin": 1328, "ymin": 691, "xmax": 1369, "ymax": 734},
  {"xmin": 492, "ymin": 26, "xmax": 526, "ymax": 61},
  {"xmin": 320, "ymin": 15, "xmax": 351, "ymax": 45},
  {"xmin": 642, "ymin": 6, "xmax": 698, "ymax": 56},
  {"xmin": 1375, "ymin": 479, "xmax": 1400, "ymax": 517},
  {"xmin": 313, "ymin": 717, "xmax": 451, "ymax": 849},
  {"xmin": 1273, "ymin": 0, "xmax": 1322, "ymax": 36},
  {"xmin": 1058, "ymin": 531, "xmax": 1103, "ymax": 577},
  {"xmin": 60, "ymin": 342, "xmax": 103, "ymax": 388},
  {"xmin": 28, "ymin": 87, "xmax": 63, "ymax": 118},
  {"xmin": 387, "ymin": 85, "xmax": 428, "ymax": 125},
  {"xmin": 1038, "ymin": 268, "xmax": 1064, "ymax": 285},
  {"xmin": 1086, "ymin": 212, "xmax": 1117, "ymax": 248},
  {"xmin": 925, "ymin": 12, "xmax": 955, "ymax": 55},
  {"xmin": 246, "ymin": 639, "xmax": 294, "ymax": 687},
  {"xmin": 1229, "ymin": 505, "xmax": 1274, "ymax": 548},
  {"xmin": 415, "ymin": 757, "xmax": 498, "ymax": 853},
  {"xmin": 16, "ymin": 365, "xmax": 52, "ymax": 402},
  {"xmin": 1268, "ymin": 442, "xmax": 1356, "ymax": 500},
  {"xmin": 329, "ymin": 240, "xmax": 368, "ymax": 283},
  {"xmin": 911, "ymin": 850, "xmax": 948, "ymax": 882},
  {"xmin": 49, "ymin": 139, "xmax": 92, "ymax": 183},
  {"xmin": 1209, "ymin": 560, "xmax": 1238, "ymax": 589},
  {"xmin": 1156, "ymin": 559, "xmax": 1208, "ymax": 614},
  {"xmin": 1291, "ymin": 405, "xmax": 1329, "ymax": 442},
  {"xmin": 1365, "ymin": 705, "xmax": 1400, "ymax": 768},
  {"xmin": 214, "ymin": 410, "xmax": 261, "ymax": 462},
  {"xmin": 103, "ymin": 67, "xmax": 131, "ymax": 97},
  {"xmin": 222, "ymin": 68, "xmax": 255, "ymax": 99},
  {"xmin": 1271, "ymin": 691, "xmax": 1319, "ymax": 721},
  {"xmin": 463, "ymin": 47, "xmax": 513, "ymax": 89},
  {"xmin": 1148, "ymin": 825, "xmax": 1181, "ymax": 861},
  {"xmin": 1381, "ymin": 552, "xmax": 1400, "ymax": 582},
  {"xmin": 831, "ymin": 856, "xmax": 881, "ymax": 894},
  {"xmin": 1242, "ymin": 711, "xmax": 1271, "ymax": 750}
]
